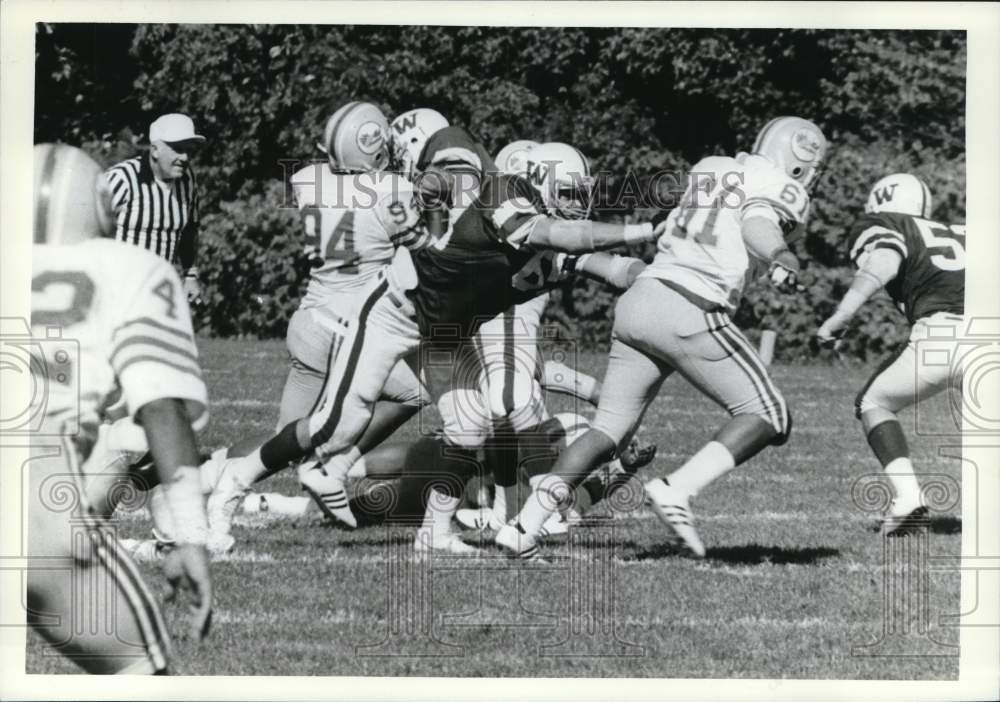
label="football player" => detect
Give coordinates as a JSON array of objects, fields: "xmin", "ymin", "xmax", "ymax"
[
  {"xmin": 498, "ymin": 116, "xmax": 826, "ymax": 560},
  {"xmin": 28, "ymin": 144, "xmax": 212, "ymax": 673},
  {"xmin": 816, "ymin": 173, "xmax": 965, "ymax": 534},
  {"xmin": 474, "ymin": 140, "xmax": 649, "ymax": 530},
  {"xmin": 205, "ymin": 102, "xmax": 433, "ymax": 535},
  {"xmin": 219, "ymin": 112, "xmax": 663, "ymax": 554}
]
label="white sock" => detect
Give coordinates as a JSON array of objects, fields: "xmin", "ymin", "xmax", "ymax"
[
  {"xmin": 422, "ymin": 488, "xmax": 460, "ymax": 536},
  {"xmin": 346, "ymin": 455, "xmax": 368, "ymax": 479},
  {"xmin": 667, "ymin": 441, "xmax": 736, "ymax": 499},
  {"xmin": 884, "ymin": 457, "xmax": 921, "ymax": 503},
  {"xmin": 231, "ymin": 448, "xmax": 267, "ymax": 486},
  {"xmin": 517, "ymin": 475, "xmax": 568, "ymax": 537},
  {"xmin": 322, "ymin": 445, "xmax": 362, "ymax": 481}
]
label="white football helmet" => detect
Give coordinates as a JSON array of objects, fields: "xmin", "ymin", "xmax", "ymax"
[
  {"xmin": 495, "ymin": 140, "xmax": 540, "ymax": 177},
  {"xmin": 525, "ymin": 142, "xmax": 594, "ymax": 220},
  {"xmin": 752, "ymin": 116, "xmax": 828, "ymax": 189},
  {"xmin": 318, "ymin": 101, "xmax": 390, "ymax": 173},
  {"xmin": 34, "ymin": 143, "xmax": 114, "ymax": 245},
  {"xmin": 865, "ymin": 173, "xmax": 932, "ymax": 219},
  {"xmin": 390, "ymin": 108, "xmax": 450, "ymax": 179}
]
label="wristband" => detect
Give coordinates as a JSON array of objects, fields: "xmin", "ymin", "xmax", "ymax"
[
  {"xmin": 164, "ymin": 466, "xmax": 209, "ymax": 545},
  {"xmin": 623, "ymin": 222, "xmax": 654, "ymax": 244}
]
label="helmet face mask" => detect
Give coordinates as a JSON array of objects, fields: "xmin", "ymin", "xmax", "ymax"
[
  {"xmin": 34, "ymin": 143, "xmax": 115, "ymax": 245},
  {"xmin": 865, "ymin": 173, "xmax": 933, "ymax": 218},
  {"xmin": 389, "ymin": 108, "xmax": 450, "ymax": 180},
  {"xmin": 752, "ymin": 116, "xmax": 828, "ymax": 191},
  {"xmin": 525, "ymin": 142, "xmax": 594, "ymax": 220},
  {"xmin": 321, "ymin": 101, "xmax": 391, "ymax": 173}
]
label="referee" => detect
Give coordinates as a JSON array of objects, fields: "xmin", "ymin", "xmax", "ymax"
[{"xmin": 105, "ymin": 113, "xmax": 205, "ymax": 301}]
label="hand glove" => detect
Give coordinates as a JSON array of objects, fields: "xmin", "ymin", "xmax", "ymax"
[
  {"xmin": 816, "ymin": 319, "xmax": 846, "ymax": 352},
  {"xmin": 183, "ymin": 271, "xmax": 203, "ymax": 305},
  {"xmin": 768, "ymin": 250, "xmax": 802, "ymax": 294}
]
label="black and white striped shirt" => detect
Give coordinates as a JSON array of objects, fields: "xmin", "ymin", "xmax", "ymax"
[{"xmin": 105, "ymin": 155, "xmax": 200, "ymax": 264}]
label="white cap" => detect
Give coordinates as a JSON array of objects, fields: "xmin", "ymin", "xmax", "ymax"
[{"xmin": 149, "ymin": 113, "xmax": 205, "ymax": 145}]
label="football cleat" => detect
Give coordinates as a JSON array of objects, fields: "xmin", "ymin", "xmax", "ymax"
[
  {"xmin": 455, "ymin": 507, "xmax": 505, "ymax": 532},
  {"xmin": 495, "ymin": 523, "xmax": 548, "ymax": 563},
  {"xmin": 298, "ymin": 461, "xmax": 357, "ymax": 529},
  {"xmin": 644, "ymin": 479, "xmax": 706, "ymax": 558},
  {"xmin": 865, "ymin": 173, "xmax": 933, "ymax": 219},
  {"xmin": 413, "ymin": 527, "xmax": 480, "ymax": 556},
  {"xmin": 120, "ymin": 538, "xmax": 167, "ymax": 564},
  {"xmin": 537, "ymin": 511, "xmax": 571, "ymax": 539},
  {"xmin": 881, "ymin": 497, "xmax": 930, "ymax": 536}
]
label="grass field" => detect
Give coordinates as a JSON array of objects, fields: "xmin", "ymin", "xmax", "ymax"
[{"xmin": 27, "ymin": 337, "xmax": 963, "ymax": 678}]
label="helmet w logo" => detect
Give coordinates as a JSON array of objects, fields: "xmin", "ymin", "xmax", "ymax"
[
  {"xmin": 392, "ymin": 115, "xmax": 418, "ymax": 133},
  {"xmin": 527, "ymin": 161, "xmax": 548, "ymax": 187},
  {"xmin": 873, "ymin": 184, "xmax": 899, "ymax": 205}
]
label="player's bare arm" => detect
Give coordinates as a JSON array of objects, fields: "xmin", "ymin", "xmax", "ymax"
[
  {"xmin": 817, "ymin": 245, "xmax": 903, "ymax": 345},
  {"xmin": 139, "ymin": 397, "xmax": 214, "ymax": 641}
]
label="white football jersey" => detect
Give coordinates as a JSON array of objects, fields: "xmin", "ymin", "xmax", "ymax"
[
  {"xmin": 290, "ymin": 166, "xmax": 427, "ymax": 308},
  {"xmin": 641, "ymin": 154, "xmax": 810, "ymax": 311},
  {"xmin": 30, "ymin": 239, "xmax": 207, "ymax": 458}
]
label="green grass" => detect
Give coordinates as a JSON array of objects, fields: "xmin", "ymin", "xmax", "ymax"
[{"xmin": 27, "ymin": 338, "xmax": 962, "ymax": 678}]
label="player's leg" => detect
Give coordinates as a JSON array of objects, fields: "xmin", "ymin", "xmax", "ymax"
[
  {"xmin": 542, "ymin": 360, "xmax": 602, "ymax": 405},
  {"xmin": 278, "ymin": 306, "xmax": 346, "ymax": 429},
  {"xmin": 408, "ymin": 336, "xmax": 493, "ymax": 554},
  {"xmin": 855, "ymin": 314, "xmax": 961, "ymax": 533},
  {"xmin": 643, "ymin": 300, "xmax": 791, "ymax": 557},
  {"xmin": 499, "ymin": 280, "xmax": 671, "ymax": 559},
  {"xmin": 27, "ymin": 443, "xmax": 172, "ymax": 674}
]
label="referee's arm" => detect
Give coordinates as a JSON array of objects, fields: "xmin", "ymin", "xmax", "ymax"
[{"xmin": 177, "ymin": 175, "xmax": 201, "ymax": 301}]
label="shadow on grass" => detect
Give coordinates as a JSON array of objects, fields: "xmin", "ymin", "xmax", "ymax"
[{"xmin": 626, "ymin": 542, "xmax": 840, "ymax": 564}]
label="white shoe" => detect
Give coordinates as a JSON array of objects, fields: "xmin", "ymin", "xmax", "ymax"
[
  {"xmin": 413, "ymin": 527, "xmax": 480, "ymax": 555},
  {"xmin": 455, "ymin": 507, "xmax": 505, "ymax": 532},
  {"xmin": 120, "ymin": 538, "xmax": 164, "ymax": 563},
  {"xmin": 205, "ymin": 456, "xmax": 251, "ymax": 539},
  {"xmin": 495, "ymin": 523, "xmax": 547, "ymax": 562},
  {"xmin": 298, "ymin": 461, "xmax": 357, "ymax": 528},
  {"xmin": 881, "ymin": 494, "xmax": 929, "ymax": 536},
  {"xmin": 644, "ymin": 479, "xmax": 706, "ymax": 558},
  {"xmin": 538, "ymin": 511, "xmax": 570, "ymax": 538}
]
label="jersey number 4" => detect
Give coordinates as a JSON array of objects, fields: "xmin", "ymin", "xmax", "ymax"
[
  {"xmin": 915, "ymin": 219, "xmax": 966, "ymax": 272},
  {"xmin": 301, "ymin": 207, "xmax": 360, "ymax": 274}
]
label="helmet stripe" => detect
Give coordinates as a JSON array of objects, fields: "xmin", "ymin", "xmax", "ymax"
[
  {"xmin": 752, "ymin": 117, "xmax": 784, "ymax": 154},
  {"xmin": 35, "ymin": 144, "xmax": 58, "ymax": 243},
  {"xmin": 328, "ymin": 101, "xmax": 361, "ymax": 170}
]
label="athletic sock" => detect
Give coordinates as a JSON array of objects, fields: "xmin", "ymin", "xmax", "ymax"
[
  {"xmin": 666, "ymin": 441, "xmax": 736, "ymax": 499},
  {"xmin": 884, "ymin": 457, "xmax": 921, "ymax": 504},
  {"xmin": 517, "ymin": 475, "xmax": 569, "ymax": 537},
  {"xmin": 259, "ymin": 421, "xmax": 308, "ymax": 474},
  {"xmin": 346, "ymin": 456, "xmax": 368, "ymax": 479},
  {"xmin": 322, "ymin": 445, "xmax": 362, "ymax": 480}
]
